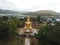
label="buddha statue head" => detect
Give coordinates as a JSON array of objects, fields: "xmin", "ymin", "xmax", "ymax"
[{"xmin": 26, "ymin": 16, "xmax": 30, "ymax": 22}]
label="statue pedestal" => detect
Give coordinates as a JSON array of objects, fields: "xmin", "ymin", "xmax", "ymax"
[{"xmin": 24, "ymin": 30, "xmax": 32, "ymax": 37}]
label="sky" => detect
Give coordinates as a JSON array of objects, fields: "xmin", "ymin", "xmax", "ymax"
[{"xmin": 0, "ymin": 0, "xmax": 60, "ymax": 12}]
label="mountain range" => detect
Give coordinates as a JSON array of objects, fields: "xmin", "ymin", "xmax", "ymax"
[
  {"xmin": 0, "ymin": 9, "xmax": 60, "ymax": 17},
  {"xmin": 0, "ymin": 9, "xmax": 21, "ymax": 14}
]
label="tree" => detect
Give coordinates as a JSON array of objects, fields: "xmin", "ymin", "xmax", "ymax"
[
  {"xmin": 0, "ymin": 16, "xmax": 19, "ymax": 41},
  {"xmin": 37, "ymin": 15, "xmax": 42, "ymax": 23},
  {"xmin": 2, "ymin": 16, "xmax": 8, "ymax": 21},
  {"xmin": 35, "ymin": 24, "xmax": 60, "ymax": 45}
]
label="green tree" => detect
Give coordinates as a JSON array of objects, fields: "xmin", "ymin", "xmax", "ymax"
[
  {"xmin": 35, "ymin": 24, "xmax": 60, "ymax": 45},
  {"xmin": 0, "ymin": 16, "xmax": 19, "ymax": 41},
  {"xmin": 37, "ymin": 15, "xmax": 42, "ymax": 23}
]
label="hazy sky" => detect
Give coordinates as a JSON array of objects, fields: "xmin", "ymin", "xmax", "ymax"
[{"xmin": 0, "ymin": 0, "xmax": 60, "ymax": 12}]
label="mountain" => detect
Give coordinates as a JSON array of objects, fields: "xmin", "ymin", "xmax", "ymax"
[
  {"xmin": 21, "ymin": 10, "xmax": 60, "ymax": 18},
  {"xmin": 0, "ymin": 9, "xmax": 60, "ymax": 18},
  {"xmin": 0, "ymin": 9, "xmax": 21, "ymax": 14},
  {"xmin": 22, "ymin": 10, "xmax": 60, "ymax": 16},
  {"xmin": 0, "ymin": 9, "xmax": 59, "ymax": 15}
]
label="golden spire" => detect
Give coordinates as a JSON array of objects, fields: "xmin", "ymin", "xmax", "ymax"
[{"xmin": 24, "ymin": 16, "xmax": 32, "ymax": 30}]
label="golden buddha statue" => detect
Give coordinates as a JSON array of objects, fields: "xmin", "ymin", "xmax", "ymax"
[{"xmin": 24, "ymin": 16, "xmax": 32, "ymax": 30}]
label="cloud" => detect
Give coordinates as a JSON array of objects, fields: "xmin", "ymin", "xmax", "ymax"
[
  {"xmin": 0, "ymin": 0, "xmax": 60, "ymax": 12},
  {"xmin": 0, "ymin": 0, "xmax": 17, "ymax": 10}
]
